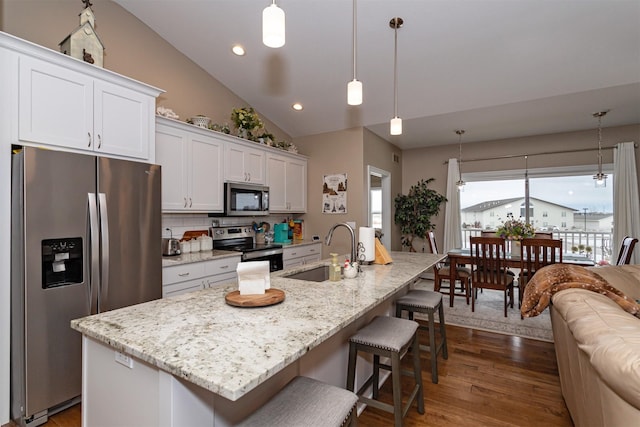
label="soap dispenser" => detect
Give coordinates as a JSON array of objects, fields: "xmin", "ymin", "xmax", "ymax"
[{"xmin": 329, "ymin": 253, "xmax": 341, "ymax": 281}]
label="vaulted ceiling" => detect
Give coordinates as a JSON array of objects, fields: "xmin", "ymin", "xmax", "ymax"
[{"xmin": 115, "ymin": 0, "xmax": 640, "ymax": 149}]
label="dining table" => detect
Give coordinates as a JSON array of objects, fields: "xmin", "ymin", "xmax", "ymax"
[{"xmin": 444, "ymin": 248, "xmax": 595, "ymax": 307}]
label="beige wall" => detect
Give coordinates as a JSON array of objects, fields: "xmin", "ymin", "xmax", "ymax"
[
  {"xmin": 295, "ymin": 128, "xmax": 364, "ymax": 259},
  {"xmin": 362, "ymin": 128, "xmax": 403, "ymax": 251},
  {"xmin": 403, "ymin": 124, "xmax": 640, "ymax": 247},
  {"xmin": 1, "ymin": 0, "xmax": 291, "ymax": 143}
]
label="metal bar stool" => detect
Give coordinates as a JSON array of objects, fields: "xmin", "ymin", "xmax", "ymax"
[
  {"xmin": 238, "ymin": 376, "xmax": 358, "ymax": 426},
  {"xmin": 395, "ymin": 289, "xmax": 448, "ymax": 384},
  {"xmin": 346, "ymin": 316, "xmax": 424, "ymax": 427}
]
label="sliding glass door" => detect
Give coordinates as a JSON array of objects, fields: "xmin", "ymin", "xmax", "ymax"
[{"xmin": 459, "ymin": 166, "xmax": 613, "ymax": 263}]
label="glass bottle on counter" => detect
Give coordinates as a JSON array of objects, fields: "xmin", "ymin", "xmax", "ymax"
[{"xmin": 329, "ymin": 253, "xmax": 341, "ymax": 281}]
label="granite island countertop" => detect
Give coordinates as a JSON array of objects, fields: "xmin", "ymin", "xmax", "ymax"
[{"xmin": 71, "ymin": 252, "xmax": 442, "ymax": 401}]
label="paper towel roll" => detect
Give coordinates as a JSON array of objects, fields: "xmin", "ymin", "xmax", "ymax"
[
  {"xmin": 358, "ymin": 227, "xmax": 376, "ymax": 262},
  {"xmin": 237, "ymin": 261, "xmax": 270, "ymax": 295}
]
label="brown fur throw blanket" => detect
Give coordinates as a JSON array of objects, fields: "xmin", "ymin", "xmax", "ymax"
[{"xmin": 521, "ymin": 264, "xmax": 640, "ymax": 318}]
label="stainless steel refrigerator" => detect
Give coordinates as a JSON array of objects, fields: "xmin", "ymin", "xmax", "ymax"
[{"xmin": 10, "ymin": 146, "xmax": 162, "ymax": 426}]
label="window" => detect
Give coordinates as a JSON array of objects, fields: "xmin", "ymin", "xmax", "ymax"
[
  {"xmin": 459, "ymin": 165, "xmax": 614, "ymax": 259},
  {"xmin": 520, "ymin": 203, "xmax": 533, "ymax": 218},
  {"xmin": 370, "ymin": 188, "xmax": 382, "ymax": 229}
]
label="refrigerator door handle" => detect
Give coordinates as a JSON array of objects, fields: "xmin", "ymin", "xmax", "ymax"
[
  {"xmin": 88, "ymin": 193, "xmax": 100, "ymax": 314},
  {"xmin": 98, "ymin": 193, "xmax": 110, "ymax": 312}
]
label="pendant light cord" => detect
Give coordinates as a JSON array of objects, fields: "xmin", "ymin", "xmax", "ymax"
[
  {"xmin": 597, "ymin": 114, "xmax": 603, "ymax": 173},
  {"xmin": 352, "ymin": 0, "xmax": 357, "ymax": 80},
  {"xmin": 393, "ymin": 18, "xmax": 398, "ymax": 118}
]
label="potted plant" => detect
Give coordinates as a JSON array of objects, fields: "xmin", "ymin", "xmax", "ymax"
[
  {"xmin": 495, "ymin": 217, "xmax": 535, "ymax": 255},
  {"xmin": 495, "ymin": 218, "xmax": 535, "ymax": 241},
  {"xmin": 394, "ymin": 178, "xmax": 447, "ymax": 252},
  {"xmin": 231, "ymin": 107, "xmax": 264, "ymax": 141}
]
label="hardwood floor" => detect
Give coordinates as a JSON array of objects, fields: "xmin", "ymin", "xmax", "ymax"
[
  {"xmin": 3, "ymin": 323, "xmax": 572, "ymax": 427},
  {"xmin": 358, "ymin": 322, "xmax": 573, "ymax": 426},
  {"xmin": 2, "ymin": 403, "xmax": 80, "ymax": 427}
]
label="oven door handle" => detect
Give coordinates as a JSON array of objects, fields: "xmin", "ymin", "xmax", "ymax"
[{"xmin": 242, "ymin": 248, "xmax": 283, "ymax": 261}]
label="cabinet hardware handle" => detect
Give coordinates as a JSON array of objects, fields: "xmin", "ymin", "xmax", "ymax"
[
  {"xmin": 87, "ymin": 132, "xmax": 92, "ymax": 147},
  {"xmin": 220, "ymin": 265, "xmax": 229, "ymax": 269},
  {"xmin": 189, "ymin": 198, "xmax": 193, "ymax": 207},
  {"xmin": 178, "ymin": 272, "xmax": 190, "ymax": 277},
  {"xmin": 248, "ymin": 173, "xmax": 251, "ymax": 181},
  {"xmin": 97, "ymin": 134, "xmax": 102, "ymax": 149},
  {"xmin": 291, "ymin": 252, "xmax": 297, "ymax": 256},
  {"xmin": 184, "ymin": 197, "xmax": 187, "ymax": 207}
]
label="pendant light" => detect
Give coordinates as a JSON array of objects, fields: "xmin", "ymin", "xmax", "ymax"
[
  {"xmin": 263, "ymin": 0, "xmax": 285, "ymax": 48},
  {"xmin": 592, "ymin": 110, "xmax": 609, "ymax": 188},
  {"xmin": 347, "ymin": 0, "xmax": 362, "ymax": 105},
  {"xmin": 455, "ymin": 130, "xmax": 466, "ymax": 190},
  {"xmin": 389, "ymin": 17, "xmax": 403, "ymax": 135}
]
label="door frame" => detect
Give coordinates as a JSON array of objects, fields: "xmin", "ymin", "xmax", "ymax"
[{"xmin": 367, "ymin": 165, "xmax": 391, "ymax": 249}]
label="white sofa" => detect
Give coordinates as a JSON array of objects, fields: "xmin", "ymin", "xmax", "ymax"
[{"xmin": 550, "ymin": 265, "xmax": 640, "ymax": 427}]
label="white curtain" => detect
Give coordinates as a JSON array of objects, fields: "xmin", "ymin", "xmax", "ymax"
[
  {"xmin": 443, "ymin": 158, "xmax": 462, "ymax": 252},
  {"xmin": 613, "ymin": 142, "xmax": 640, "ymax": 264}
]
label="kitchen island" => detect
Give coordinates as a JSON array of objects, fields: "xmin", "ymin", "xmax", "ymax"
[{"xmin": 71, "ymin": 252, "xmax": 442, "ymax": 426}]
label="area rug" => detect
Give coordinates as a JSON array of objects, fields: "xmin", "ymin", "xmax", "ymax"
[{"xmin": 412, "ymin": 279, "xmax": 554, "ymax": 342}]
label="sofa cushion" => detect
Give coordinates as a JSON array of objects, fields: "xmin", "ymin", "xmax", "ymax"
[
  {"xmin": 587, "ymin": 265, "xmax": 640, "ymax": 302},
  {"xmin": 553, "ymin": 288, "xmax": 640, "ymax": 410}
]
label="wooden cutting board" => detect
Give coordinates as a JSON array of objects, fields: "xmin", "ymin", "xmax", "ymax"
[
  {"xmin": 225, "ymin": 289, "xmax": 285, "ymax": 307},
  {"xmin": 181, "ymin": 230, "xmax": 209, "ymax": 241}
]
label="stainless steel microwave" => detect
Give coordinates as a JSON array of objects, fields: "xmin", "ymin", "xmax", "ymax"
[{"xmin": 224, "ymin": 182, "xmax": 269, "ymax": 216}]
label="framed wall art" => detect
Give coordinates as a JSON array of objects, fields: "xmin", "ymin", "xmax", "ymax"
[{"xmin": 322, "ymin": 173, "xmax": 347, "ymax": 214}]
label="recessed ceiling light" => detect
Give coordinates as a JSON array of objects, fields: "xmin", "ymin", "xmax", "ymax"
[
  {"xmin": 292, "ymin": 103, "xmax": 303, "ymax": 111},
  {"xmin": 232, "ymin": 45, "xmax": 246, "ymax": 56}
]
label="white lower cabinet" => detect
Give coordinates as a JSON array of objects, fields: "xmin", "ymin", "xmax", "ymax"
[
  {"xmin": 163, "ymin": 256, "xmax": 241, "ymax": 297},
  {"xmin": 283, "ymin": 243, "xmax": 322, "ymax": 270},
  {"xmin": 203, "ymin": 257, "xmax": 241, "ymax": 288}
]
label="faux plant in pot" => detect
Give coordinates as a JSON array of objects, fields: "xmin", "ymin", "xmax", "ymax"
[
  {"xmin": 231, "ymin": 107, "xmax": 264, "ymax": 141},
  {"xmin": 394, "ymin": 178, "xmax": 447, "ymax": 252}
]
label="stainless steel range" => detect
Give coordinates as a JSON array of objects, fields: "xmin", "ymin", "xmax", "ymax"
[{"xmin": 210, "ymin": 226, "xmax": 283, "ymax": 271}]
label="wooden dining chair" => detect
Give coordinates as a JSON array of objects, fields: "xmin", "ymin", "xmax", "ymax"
[
  {"xmin": 480, "ymin": 231, "xmax": 499, "ymax": 237},
  {"xmin": 533, "ymin": 232, "xmax": 553, "ymax": 239},
  {"xmin": 427, "ymin": 231, "xmax": 471, "ymax": 307},
  {"xmin": 518, "ymin": 238, "xmax": 563, "ymax": 311},
  {"xmin": 616, "ymin": 236, "xmax": 638, "ymax": 265},
  {"xmin": 469, "ymin": 237, "xmax": 514, "ymax": 317}
]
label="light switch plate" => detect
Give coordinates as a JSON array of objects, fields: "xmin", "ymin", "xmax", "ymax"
[{"xmin": 347, "ymin": 221, "xmax": 356, "ymax": 229}]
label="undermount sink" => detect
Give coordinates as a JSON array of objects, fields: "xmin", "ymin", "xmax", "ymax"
[{"xmin": 284, "ymin": 265, "xmax": 332, "ymax": 282}]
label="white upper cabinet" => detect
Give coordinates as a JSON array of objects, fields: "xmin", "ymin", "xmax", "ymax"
[
  {"xmin": 18, "ymin": 56, "xmax": 156, "ymax": 160},
  {"xmin": 156, "ymin": 118, "xmax": 224, "ymax": 212},
  {"xmin": 224, "ymin": 142, "xmax": 265, "ymax": 184},
  {"xmin": 266, "ymin": 152, "xmax": 307, "ymax": 213},
  {"xmin": 1, "ymin": 32, "xmax": 162, "ymax": 161}
]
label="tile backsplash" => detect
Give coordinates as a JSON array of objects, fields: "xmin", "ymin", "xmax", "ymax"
[{"xmin": 162, "ymin": 213, "xmax": 300, "ymax": 239}]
